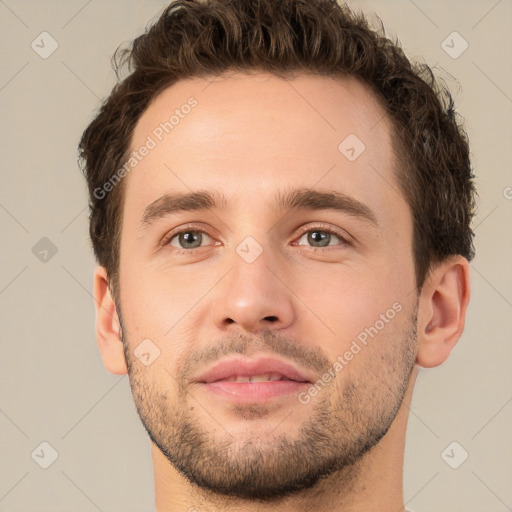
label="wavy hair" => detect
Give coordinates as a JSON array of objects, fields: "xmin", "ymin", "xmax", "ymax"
[{"xmin": 78, "ymin": 0, "xmax": 476, "ymax": 297}]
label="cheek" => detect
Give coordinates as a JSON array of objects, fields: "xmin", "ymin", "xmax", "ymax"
[
  {"xmin": 301, "ymin": 264, "xmax": 404, "ymax": 345},
  {"xmin": 119, "ymin": 257, "xmax": 206, "ymax": 333},
  {"xmin": 118, "ymin": 273, "xmax": 208, "ymax": 382}
]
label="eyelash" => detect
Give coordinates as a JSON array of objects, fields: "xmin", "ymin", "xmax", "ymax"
[{"xmin": 161, "ymin": 222, "xmax": 351, "ymax": 254}]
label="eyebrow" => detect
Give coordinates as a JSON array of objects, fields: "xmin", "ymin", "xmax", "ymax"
[
  {"xmin": 140, "ymin": 187, "xmax": 378, "ymax": 228},
  {"xmin": 140, "ymin": 190, "xmax": 228, "ymax": 227},
  {"xmin": 274, "ymin": 187, "xmax": 378, "ymax": 226}
]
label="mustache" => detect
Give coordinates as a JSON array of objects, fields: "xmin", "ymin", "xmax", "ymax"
[{"xmin": 179, "ymin": 329, "xmax": 330, "ymax": 381}]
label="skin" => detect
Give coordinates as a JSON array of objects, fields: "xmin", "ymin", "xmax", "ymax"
[{"xmin": 93, "ymin": 72, "xmax": 470, "ymax": 512}]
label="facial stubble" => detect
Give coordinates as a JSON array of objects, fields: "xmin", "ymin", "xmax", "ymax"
[{"xmin": 117, "ymin": 302, "xmax": 417, "ymax": 502}]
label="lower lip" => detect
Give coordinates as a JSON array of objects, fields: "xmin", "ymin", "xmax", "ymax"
[{"xmin": 200, "ymin": 381, "xmax": 310, "ymax": 403}]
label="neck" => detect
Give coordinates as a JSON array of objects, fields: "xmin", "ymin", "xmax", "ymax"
[{"xmin": 153, "ymin": 367, "xmax": 418, "ymax": 512}]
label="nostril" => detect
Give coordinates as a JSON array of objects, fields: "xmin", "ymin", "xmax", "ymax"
[{"xmin": 264, "ymin": 316, "xmax": 278, "ymax": 322}]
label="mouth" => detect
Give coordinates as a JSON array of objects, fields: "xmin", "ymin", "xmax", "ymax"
[
  {"xmin": 194, "ymin": 356, "xmax": 313, "ymax": 403},
  {"xmin": 212, "ymin": 372, "xmax": 303, "ymax": 383}
]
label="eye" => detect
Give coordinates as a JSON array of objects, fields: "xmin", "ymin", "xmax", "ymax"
[
  {"xmin": 161, "ymin": 224, "xmax": 350, "ymax": 254},
  {"xmin": 165, "ymin": 228, "xmax": 213, "ymax": 251},
  {"xmin": 294, "ymin": 226, "xmax": 349, "ymax": 249}
]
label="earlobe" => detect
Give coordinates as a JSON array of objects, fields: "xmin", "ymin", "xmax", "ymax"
[
  {"xmin": 93, "ymin": 265, "xmax": 128, "ymax": 375},
  {"xmin": 416, "ymin": 256, "xmax": 471, "ymax": 368}
]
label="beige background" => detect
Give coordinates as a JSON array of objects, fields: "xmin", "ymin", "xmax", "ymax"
[{"xmin": 0, "ymin": 0, "xmax": 511, "ymax": 511}]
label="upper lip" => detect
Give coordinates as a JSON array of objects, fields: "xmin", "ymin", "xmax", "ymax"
[{"xmin": 194, "ymin": 356, "xmax": 314, "ymax": 384}]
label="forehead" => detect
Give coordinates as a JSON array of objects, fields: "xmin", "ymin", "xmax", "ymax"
[
  {"xmin": 132, "ymin": 71, "xmax": 392, "ymax": 152},
  {"xmin": 124, "ymin": 71, "xmax": 401, "ymax": 223}
]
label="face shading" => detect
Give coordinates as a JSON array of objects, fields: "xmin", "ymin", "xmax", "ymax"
[{"xmin": 115, "ymin": 72, "xmax": 419, "ymax": 500}]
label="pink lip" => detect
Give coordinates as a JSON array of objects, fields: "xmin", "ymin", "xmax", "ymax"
[
  {"xmin": 194, "ymin": 356, "xmax": 313, "ymax": 384},
  {"xmin": 204, "ymin": 380, "xmax": 309, "ymax": 403},
  {"xmin": 193, "ymin": 356, "xmax": 314, "ymax": 404}
]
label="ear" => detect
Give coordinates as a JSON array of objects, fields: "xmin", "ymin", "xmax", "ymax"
[
  {"xmin": 416, "ymin": 256, "xmax": 471, "ymax": 368},
  {"xmin": 93, "ymin": 265, "xmax": 128, "ymax": 375}
]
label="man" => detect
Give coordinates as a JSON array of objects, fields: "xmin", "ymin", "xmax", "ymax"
[{"xmin": 79, "ymin": 0, "xmax": 475, "ymax": 510}]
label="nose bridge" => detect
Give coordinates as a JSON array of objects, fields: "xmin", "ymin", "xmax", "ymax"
[
  {"xmin": 231, "ymin": 235, "xmax": 274, "ymax": 295},
  {"xmin": 212, "ymin": 232, "xmax": 295, "ymax": 332}
]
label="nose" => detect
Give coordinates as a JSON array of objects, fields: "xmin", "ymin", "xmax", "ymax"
[{"xmin": 211, "ymin": 244, "xmax": 295, "ymax": 334}]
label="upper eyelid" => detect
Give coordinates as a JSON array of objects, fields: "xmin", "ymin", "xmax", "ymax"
[{"xmin": 296, "ymin": 223, "xmax": 349, "ymax": 238}]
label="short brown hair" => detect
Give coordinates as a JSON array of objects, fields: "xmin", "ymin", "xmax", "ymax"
[{"xmin": 78, "ymin": 0, "xmax": 476, "ymax": 298}]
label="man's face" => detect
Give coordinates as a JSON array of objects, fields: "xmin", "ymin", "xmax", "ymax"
[{"xmin": 116, "ymin": 72, "xmax": 418, "ymax": 500}]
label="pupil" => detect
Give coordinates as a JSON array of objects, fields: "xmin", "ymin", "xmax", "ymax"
[
  {"xmin": 181, "ymin": 231, "xmax": 201, "ymax": 248},
  {"xmin": 309, "ymin": 231, "xmax": 329, "ymax": 247}
]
